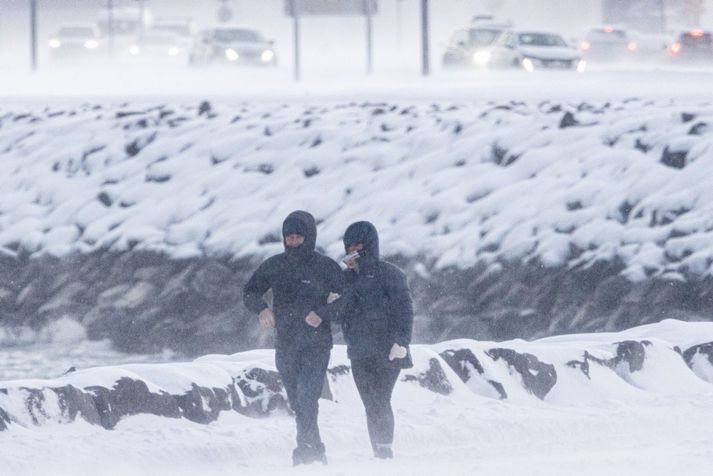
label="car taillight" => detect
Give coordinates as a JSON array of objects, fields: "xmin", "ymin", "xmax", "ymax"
[
  {"xmin": 691, "ymin": 29, "xmax": 705, "ymax": 38},
  {"xmin": 627, "ymin": 42, "xmax": 638, "ymax": 52},
  {"xmin": 671, "ymin": 42, "xmax": 682, "ymax": 54},
  {"xmin": 580, "ymin": 40, "xmax": 591, "ymax": 51}
]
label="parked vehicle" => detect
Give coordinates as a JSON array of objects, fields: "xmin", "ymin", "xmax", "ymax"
[
  {"xmin": 489, "ymin": 29, "xmax": 586, "ymax": 72},
  {"xmin": 189, "ymin": 27, "xmax": 276, "ymax": 66}
]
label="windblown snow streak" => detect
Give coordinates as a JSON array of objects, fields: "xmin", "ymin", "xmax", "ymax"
[
  {"xmin": 1, "ymin": 320, "xmax": 712, "ymax": 432},
  {"xmin": 2, "ymin": 99, "xmax": 713, "ymax": 348}
]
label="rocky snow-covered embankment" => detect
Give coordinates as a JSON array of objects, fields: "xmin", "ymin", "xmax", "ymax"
[
  {"xmin": 1, "ymin": 99, "xmax": 713, "ymax": 352},
  {"xmin": 1, "ymin": 319, "xmax": 712, "ymax": 433}
]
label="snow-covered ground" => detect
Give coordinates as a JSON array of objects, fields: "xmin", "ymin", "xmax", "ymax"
[
  {"xmin": 2, "ymin": 319, "xmax": 713, "ymax": 476},
  {"xmin": 4, "ymin": 392, "xmax": 712, "ymax": 476}
]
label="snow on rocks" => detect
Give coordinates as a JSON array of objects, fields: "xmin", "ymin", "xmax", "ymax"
[
  {"xmin": 2, "ymin": 319, "xmax": 713, "ymax": 432},
  {"xmin": 2, "ymin": 99, "xmax": 713, "ymax": 347},
  {"xmin": 0, "ymin": 359, "xmax": 288, "ymax": 431},
  {"xmin": 1, "ymin": 99, "xmax": 713, "ymax": 273}
]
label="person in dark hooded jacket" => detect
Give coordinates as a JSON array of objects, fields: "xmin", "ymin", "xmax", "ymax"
[
  {"xmin": 339, "ymin": 221, "xmax": 414, "ymax": 459},
  {"xmin": 243, "ymin": 210, "xmax": 343, "ymax": 466}
]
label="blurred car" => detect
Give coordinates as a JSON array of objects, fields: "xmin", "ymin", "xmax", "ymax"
[
  {"xmin": 189, "ymin": 27, "xmax": 276, "ymax": 66},
  {"xmin": 669, "ymin": 30, "xmax": 713, "ymax": 62},
  {"xmin": 96, "ymin": 6, "xmax": 153, "ymax": 39},
  {"xmin": 96, "ymin": 6, "xmax": 153, "ymax": 54},
  {"xmin": 150, "ymin": 18, "xmax": 196, "ymax": 48},
  {"xmin": 489, "ymin": 29, "xmax": 586, "ymax": 72},
  {"xmin": 48, "ymin": 26, "xmax": 102, "ymax": 59},
  {"xmin": 125, "ymin": 33, "xmax": 190, "ymax": 63},
  {"xmin": 442, "ymin": 16, "xmax": 512, "ymax": 69},
  {"xmin": 579, "ymin": 26, "xmax": 638, "ymax": 62},
  {"xmin": 151, "ymin": 18, "xmax": 195, "ymax": 39}
]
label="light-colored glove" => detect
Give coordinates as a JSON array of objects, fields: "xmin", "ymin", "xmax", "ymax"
[
  {"xmin": 327, "ymin": 292, "xmax": 341, "ymax": 304},
  {"xmin": 259, "ymin": 308, "xmax": 276, "ymax": 328},
  {"xmin": 305, "ymin": 311, "xmax": 322, "ymax": 328},
  {"xmin": 389, "ymin": 343, "xmax": 408, "ymax": 361}
]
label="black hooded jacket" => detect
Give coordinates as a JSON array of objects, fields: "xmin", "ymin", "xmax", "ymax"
[
  {"xmin": 243, "ymin": 210, "xmax": 344, "ymax": 350},
  {"xmin": 340, "ymin": 221, "xmax": 414, "ymax": 366}
]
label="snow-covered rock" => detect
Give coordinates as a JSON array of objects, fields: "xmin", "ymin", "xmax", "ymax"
[
  {"xmin": 2, "ymin": 100, "xmax": 713, "ymax": 349},
  {"xmin": 2, "ymin": 320, "xmax": 712, "ymax": 432}
]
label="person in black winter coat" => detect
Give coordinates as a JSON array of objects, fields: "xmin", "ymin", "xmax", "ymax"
[
  {"xmin": 339, "ymin": 221, "xmax": 414, "ymax": 459},
  {"xmin": 243, "ymin": 210, "xmax": 344, "ymax": 466}
]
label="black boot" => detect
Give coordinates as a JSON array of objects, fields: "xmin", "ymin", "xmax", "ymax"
[
  {"xmin": 292, "ymin": 443, "xmax": 327, "ymax": 466},
  {"xmin": 309, "ymin": 442, "xmax": 328, "ymax": 465},
  {"xmin": 374, "ymin": 444, "xmax": 393, "ymax": 459},
  {"xmin": 292, "ymin": 447, "xmax": 306, "ymax": 467}
]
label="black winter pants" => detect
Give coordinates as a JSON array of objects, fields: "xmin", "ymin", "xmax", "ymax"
[
  {"xmin": 275, "ymin": 346, "xmax": 330, "ymax": 451},
  {"xmin": 351, "ymin": 357, "xmax": 401, "ymax": 451}
]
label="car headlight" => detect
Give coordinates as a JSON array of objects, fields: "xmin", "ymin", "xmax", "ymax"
[
  {"xmin": 168, "ymin": 47, "xmax": 180, "ymax": 56},
  {"xmin": 84, "ymin": 40, "xmax": 99, "ymax": 49},
  {"xmin": 49, "ymin": 39, "xmax": 61, "ymax": 49},
  {"xmin": 576, "ymin": 59, "xmax": 587, "ymax": 73},
  {"xmin": 472, "ymin": 50, "xmax": 492, "ymax": 65},
  {"xmin": 261, "ymin": 49, "xmax": 275, "ymax": 63},
  {"xmin": 225, "ymin": 48, "xmax": 240, "ymax": 61},
  {"xmin": 522, "ymin": 57, "xmax": 535, "ymax": 72},
  {"xmin": 128, "ymin": 45, "xmax": 141, "ymax": 56}
]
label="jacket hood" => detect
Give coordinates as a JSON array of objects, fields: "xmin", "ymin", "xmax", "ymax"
[
  {"xmin": 282, "ymin": 210, "xmax": 316, "ymax": 258},
  {"xmin": 343, "ymin": 221, "xmax": 379, "ymax": 261}
]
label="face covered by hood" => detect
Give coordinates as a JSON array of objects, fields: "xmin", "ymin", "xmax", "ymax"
[
  {"xmin": 282, "ymin": 210, "xmax": 317, "ymax": 260},
  {"xmin": 343, "ymin": 221, "xmax": 380, "ymax": 265}
]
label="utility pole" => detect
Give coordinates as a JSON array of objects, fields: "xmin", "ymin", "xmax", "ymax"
[
  {"xmin": 659, "ymin": 0, "xmax": 667, "ymax": 33},
  {"xmin": 291, "ymin": 0, "xmax": 301, "ymax": 82},
  {"xmin": 396, "ymin": 0, "xmax": 404, "ymax": 49},
  {"xmin": 30, "ymin": 0, "xmax": 38, "ymax": 72},
  {"xmin": 107, "ymin": 0, "xmax": 115, "ymax": 56},
  {"xmin": 365, "ymin": 0, "xmax": 373, "ymax": 74},
  {"xmin": 137, "ymin": 0, "xmax": 146, "ymax": 40},
  {"xmin": 421, "ymin": 0, "xmax": 430, "ymax": 76}
]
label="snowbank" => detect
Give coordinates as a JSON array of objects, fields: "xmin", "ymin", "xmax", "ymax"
[{"xmin": 2, "ymin": 319, "xmax": 712, "ymax": 433}]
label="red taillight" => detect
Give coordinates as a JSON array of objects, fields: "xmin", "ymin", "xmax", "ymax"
[
  {"xmin": 691, "ymin": 29, "xmax": 705, "ymax": 38},
  {"xmin": 627, "ymin": 42, "xmax": 638, "ymax": 52},
  {"xmin": 580, "ymin": 40, "xmax": 591, "ymax": 51},
  {"xmin": 604, "ymin": 26, "xmax": 614, "ymax": 33},
  {"xmin": 671, "ymin": 42, "xmax": 682, "ymax": 54}
]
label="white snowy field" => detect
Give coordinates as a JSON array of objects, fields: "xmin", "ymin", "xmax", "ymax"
[{"xmin": 2, "ymin": 319, "xmax": 713, "ymax": 476}]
